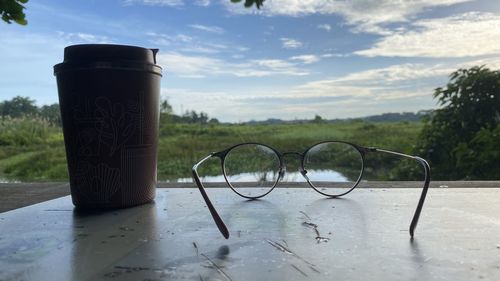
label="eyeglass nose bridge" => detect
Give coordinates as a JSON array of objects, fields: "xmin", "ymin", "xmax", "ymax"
[{"xmin": 279, "ymin": 151, "xmax": 308, "ymax": 181}]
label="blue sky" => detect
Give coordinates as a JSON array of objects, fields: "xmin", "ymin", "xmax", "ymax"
[{"xmin": 1, "ymin": 0, "xmax": 500, "ymax": 122}]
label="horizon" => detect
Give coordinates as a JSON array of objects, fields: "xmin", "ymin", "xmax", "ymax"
[
  {"xmin": 0, "ymin": 94, "xmax": 431, "ymax": 123},
  {"xmin": 1, "ymin": 0, "xmax": 499, "ymax": 122}
]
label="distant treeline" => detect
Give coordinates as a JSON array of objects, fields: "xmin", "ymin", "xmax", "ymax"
[
  {"xmin": 361, "ymin": 111, "xmax": 432, "ymax": 122},
  {"xmin": 0, "ymin": 96, "xmax": 61, "ymax": 125},
  {"xmin": 0, "ymin": 96, "xmax": 429, "ymax": 126},
  {"xmin": 244, "ymin": 111, "xmax": 431, "ymax": 125}
]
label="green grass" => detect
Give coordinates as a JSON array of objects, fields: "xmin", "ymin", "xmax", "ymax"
[
  {"xmin": 157, "ymin": 121, "xmax": 423, "ymax": 180},
  {"xmin": 0, "ymin": 118, "xmax": 423, "ymax": 182}
]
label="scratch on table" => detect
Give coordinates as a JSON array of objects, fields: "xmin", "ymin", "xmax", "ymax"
[
  {"xmin": 114, "ymin": 265, "xmax": 152, "ymax": 272},
  {"xmin": 299, "ymin": 211, "xmax": 311, "ymax": 220},
  {"xmin": 302, "ymin": 222, "xmax": 320, "ymax": 236},
  {"xmin": 281, "ymin": 239, "xmax": 289, "ymax": 247},
  {"xmin": 309, "ymin": 265, "xmax": 321, "ymax": 273},
  {"xmin": 290, "ymin": 264, "xmax": 308, "ymax": 277},
  {"xmin": 201, "ymin": 253, "xmax": 233, "ymax": 281},
  {"xmin": 119, "ymin": 226, "xmax": 135, "ymax": 231},
  {"xmin": 103, "ymin": 271, "xmax": 122, "ymax": 278},
  {"xmin": 193, "ymin": 242, "xmax": 199, "ymax": 256},
  {"xmin": 266, "ymin": 239, "xmax": 295, "ymax": 255},
  {"xmin": 302, "ymin": 221, "xmax": 330, "ymax": 243},
  {"xmin": 104, "ymin": 265, "xmax": 163, "ymax": 279},
  {"xmin": 266, "ymin": 239, "xmax": 316, "ymax": 267}
]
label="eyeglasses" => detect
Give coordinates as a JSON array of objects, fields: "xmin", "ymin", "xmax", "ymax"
[{"xmin": 192, "ymin": 141, "xmax": 430, "ymax": 239}]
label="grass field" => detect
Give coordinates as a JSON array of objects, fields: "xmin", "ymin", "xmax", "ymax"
[{"xmin": 0, "ymin": 117, "xmax": 424, "ymax": 182}]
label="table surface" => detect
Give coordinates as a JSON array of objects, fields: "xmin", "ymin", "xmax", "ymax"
[{"xmin": 1, "ymin": 186, "xmax": 499, "ymax": 281}]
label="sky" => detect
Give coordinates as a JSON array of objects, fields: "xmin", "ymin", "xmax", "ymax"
[{"xmin": 1, "ymin": 0, "xmax": 500, "ymax": 122}]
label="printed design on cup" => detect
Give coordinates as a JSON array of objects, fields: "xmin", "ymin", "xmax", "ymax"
[
  {"xmin": 73, "ymin": 97, "xmax": 141, "ymax": 157},
  {"xmin": 74, "ymin": 162, "xmax": 121, "ymax": 203},
  {"xmin": 70, "ymin": 94, "xmax": 155, "ymax": 205}
]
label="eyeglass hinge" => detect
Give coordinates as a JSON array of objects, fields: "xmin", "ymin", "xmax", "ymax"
[{"xmin": 212, "ymin": 151, "xmax": 224, "ymax": 158}]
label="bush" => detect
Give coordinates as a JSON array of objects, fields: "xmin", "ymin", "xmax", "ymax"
[
  {"xmin": 0, "ymin": 117, "xmax": 60, "ymax": 146},
  {"xmin": 414, "ymin": 66, "xmax": 500, "ymax": 180}
]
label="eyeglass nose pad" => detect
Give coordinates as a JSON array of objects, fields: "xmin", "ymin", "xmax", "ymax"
[
  {"xmin": 278, "ymin": 168, "xmax": 286, "ymax": 181},
  {"xmin": 300, "ymin": 168, "xmax": 310, "ymax": 181}
]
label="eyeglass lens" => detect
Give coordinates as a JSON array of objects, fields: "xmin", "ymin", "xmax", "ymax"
[
  {"xmin": 219, "ymin": 142, "xmax": 364, "ymax": 198},
  {"xmin": 223, "ymin": 144, "xmax": 281, "ymax": 198},
  {"xmin": 303, "ymin": 142, "xmax": 363, "ymax": 196}
]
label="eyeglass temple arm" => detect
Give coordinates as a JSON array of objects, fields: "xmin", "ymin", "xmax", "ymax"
[
  {"xmin": 192, "ymin": 154, "xmax": 230, "ymax": 239},
  {"xmin": 369, "ymin": 148, "xmax": 431, "ymax": 238}
]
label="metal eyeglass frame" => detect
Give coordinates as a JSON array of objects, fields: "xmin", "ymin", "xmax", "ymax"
[{"xmin": 192, "ymin": 141, "xmax": 431, "ymax": 239}]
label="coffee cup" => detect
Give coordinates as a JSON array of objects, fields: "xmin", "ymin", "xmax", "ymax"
[{"xmin": 54, "ymin": 44, "xmax": 162, "ymax": 209}]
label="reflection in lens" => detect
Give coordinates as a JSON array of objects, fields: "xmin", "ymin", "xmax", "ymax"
[
  {"xmin": 196, "ymin": 156, "xmax": 224, "ymax": 182},
  {"xmin": 304, "ymin": 142, "xmax": 363, "ymax": 196},
  {"xmin": 224, "ymin": 144, "xmax": 281, "ymax": 198}
]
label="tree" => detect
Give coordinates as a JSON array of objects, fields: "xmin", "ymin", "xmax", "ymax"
[
  {"xmin": 39, "ymin": 103, "xmax": 61, "ymax": 125},
  {"xmin": 208, "ymin": 118, "xmax": 219, "ymax": 124},
  {"xmin": 0, "ymin": 96, "xmax": 38, "ymax": 118},
  {"xmin": 0, "ymin": 0, "xmax": 28, "ymax": 25},
  {"xmin": 160, "ymin": 99, "xmax": 173, "ymax": 115},
  {"xmin": 414, "ymin": 66, "xmax": 500, "ymax": 179},
  {"xmin": 312, "ymin": 114, "xmax": 324, "ymax": 124}
]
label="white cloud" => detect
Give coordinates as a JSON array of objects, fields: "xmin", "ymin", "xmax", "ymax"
[
  {"xmin": 157, "ymin": 53, "xmax": 221, "ymax": 77},
  {"xmin": 147, "ymin": 32, "xmax": 193, "ymax": 45},
  {"xmin": 252, "ymin": 59, "xmax": 293, "ymax": 69},
  {"xmin": 321, "ymin": 53, "xmax": 347, "ymax": 58},
  {"xmin": 222, "ymin": 0, "xmax": 472, "ymax": 34},
  {"xmin": 57, "ymin": 32, "xmax": 113, "ymax": 44},
  {"xmin": 333, "ymin": 63, "xmax": 454, "ymax": 85},
  {"xmin": 179, "ymin": 46, "xmax": 223, "ymax": 54},
  {"xmin": 240, "ymin": 58, "xmax": 310, "ymax": 77},
  {"xmin": 123, "ymin": 0, "xmax": 183, "ymax": 6},
  {"xmin": 290, "ymin": 55, "xmax": 320, "ymax": 64},
  {"xmin": 157, "ymin": 52, "xmax": 309, "ymax": 77},
  {"xmin": 146, "ymin": 32, "xmax": 243, "ymax": 55},
  {"xmin": 161, "ymin": 87, "xmax": 351, "ymax": 122},
  {"xmin": 160, "ymin": 62, "xmax": 453, "ymax": 121},
  {"xmin": 161, "ymin": 84, "xmax": 430, "ymax": 122},
  {"xmin": 317, "ymin": 24, "xmax": 331, "ymax": 32},
  {"xmin": 355, "ymin": 12, "xmax": 500, "ymax": 58},
  {"xmin": 161, "ymin": 88, "xmax": 278, "ymax": 122},
  {"xmin": 158, "ymin": 56, "xmax": 500, "ymax": 122},
  {"xmin": 189, "ymin": 24, "xmax": 225, "ymax": 34},
  {"xmin": 290, "ymin": 63, "xmax": 459, "ymax": 103},
  {"xmin": 329, "ymin": 0, "xmax": 472, "ymax": 33},
  {"xmin": 261, "ymin": 0, "xmax": 470, "ymax": 20},
  {"xmin": 463, "ymin": 56, "xmax": 500, "ymax": 70},
  {"xmin": 176, "ymin": 34, "xmax": 193, "ymax": 42},
  {"xmin": 281, "ymin": 37, "xmax": 303, "ymax": 49},
  {"xmin": 349, "ymin": 22, "xmax": 393, "ymax": 36},
  {"xmin": 195, "ymin": 0, "xmax": 211, "ymax": 6},
  {"xmin": 148, "ymin": 32, "xmax": 230, "ymax": 54}
]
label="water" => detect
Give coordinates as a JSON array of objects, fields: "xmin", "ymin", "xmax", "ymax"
[
  {"xmin": 175, "ymin": 169, "xmax": 348, "ymax": 183},
  {"xmin": 0, "ymin": 178, "xmax": 16, "ymax": 183}
]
